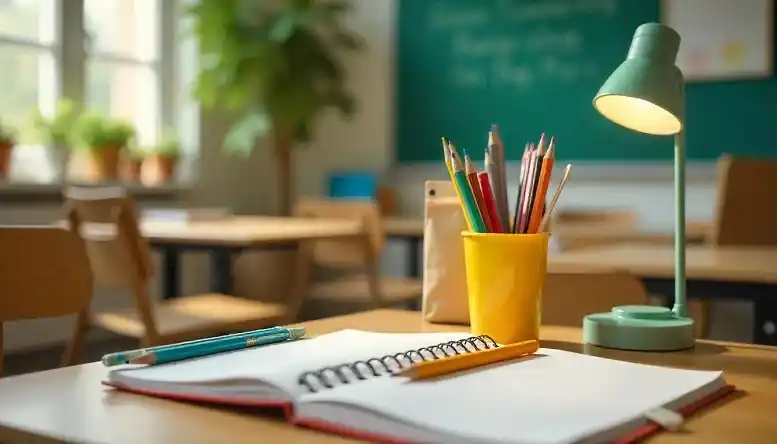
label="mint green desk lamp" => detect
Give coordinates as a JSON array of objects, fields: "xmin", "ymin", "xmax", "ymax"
[{"xmin": 584, "ymin": 23, "xmax": 694, "ymax": 351}]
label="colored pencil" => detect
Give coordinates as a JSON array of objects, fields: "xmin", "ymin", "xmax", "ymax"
[
  {"xmin": 478, "ymin": 170, "xmax": 503, "ymax": 233},
  {"xmin": 524, "ymin": 134, "xmax": 547, "ymax": 228},
  {"xmin": 488, "ymin": 126, "xmax": 510, "ymax": 230},
  {"xmin": 465, "ymin": 153, "xmax": 493, "ymax": 232},
  {"xmin": 512, "ymin": 143, "xmax": 530, "ymax": 233},
  {"xmin": 527, "ymin": 137, "xmax": 556, "ymax": 234},
  {"xmin": 442, "ymin": 138, "xmax": 473, "ymax": 231},
  {"xmin": 395, "ymin": 340, "xmax": 539, "ymax": 380},
  {"xmin": 538, "ymin": 164, "xmax": 573, "ymax": 233},
  {"xmin": 517, "ymin": 146, "xmax": 539, "ymax": 233},
  {"xmin": 452, "ymin": 151, "xmax": 488, "ymax": 233}
]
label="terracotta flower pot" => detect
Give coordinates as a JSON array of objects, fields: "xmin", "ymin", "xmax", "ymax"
[
  {"xmin": 141, "ymin": 154, "xmax": 177, "ymax": 186},
  {"xmin": 121, "ymin": 158, "xmax": 143, "ymax": 182},
  {"xmin": 0, "ymin": 142, "xmax": 13, "ymax": 179},
  {"xmin": 82, "ymin": 145, "xmax": 122, "ymax": 182}
]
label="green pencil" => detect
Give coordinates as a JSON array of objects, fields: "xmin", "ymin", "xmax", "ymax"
[{"xmin": 451, "ymin": 151, "xmax": 487, "ymax": 233}]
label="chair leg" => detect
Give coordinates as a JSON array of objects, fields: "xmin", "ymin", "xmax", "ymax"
[{"xmin": 62, "ymin": 312, "xmax": 91, "ymax": 367}]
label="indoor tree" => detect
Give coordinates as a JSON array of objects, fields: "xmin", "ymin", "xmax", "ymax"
[{"xmin": 187, "ymin": 0, "xmax": 364, "ymax": 215}]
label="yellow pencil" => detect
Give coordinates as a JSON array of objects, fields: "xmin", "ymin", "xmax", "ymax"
[
  {"xmin": 395, "ymin": 339, "xmax": 539, "ymax": 381},
  {"xmin": 442, "ymin": 138, "xmax": 473, "ymax": 230}
]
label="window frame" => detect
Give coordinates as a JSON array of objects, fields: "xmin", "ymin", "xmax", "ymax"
[{"xmin": 0, "ymin": 0, "xmax": 196, "ymax": 192}]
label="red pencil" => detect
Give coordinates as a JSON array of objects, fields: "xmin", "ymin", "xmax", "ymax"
[
  {"xmin": 465, "ymin": 154, "xmax": 493, "ymax": 232},
  {"xmin": 478, "ymin": 171, "xmax": 503, "ymax": 233}
]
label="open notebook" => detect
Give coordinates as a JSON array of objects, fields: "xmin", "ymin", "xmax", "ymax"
[{"xmin": 105, "ymin": 330, "xmax": 733, "ymax": 444}]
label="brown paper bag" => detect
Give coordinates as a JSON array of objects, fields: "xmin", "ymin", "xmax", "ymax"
[{"xmin": 422, "ymin": 180, "xmax": 470, "ymax": 324}]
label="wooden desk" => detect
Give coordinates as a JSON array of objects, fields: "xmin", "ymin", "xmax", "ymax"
[
  {"xmin": 133, "ymin": 216, "xmax": 422, "ymax": 298},
  {"xmin": 382, "ymin": 217, "xmax": 423, "ymax": 237},
  {"xmin": 1, "ymin": 309, "xmax": 775, "ymax": 444},
  {"xmin": 550, "ymin": 244, "xmax": 777, "ymax": 345},
  {"xmin": 552, "ymin": 221, "xmax": 712, "ymax": 248},
  {"xmin": 141, "ymin": 216, "xmax": 363, "ymax": 246},
  {"xmin": 550, "ymin": 244, "xmax": 777, "ymax": 283}
]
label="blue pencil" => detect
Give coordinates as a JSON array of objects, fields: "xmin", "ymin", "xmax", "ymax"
[{"xmin": 101, "ymin": 326, "xmax": 306, "ymax": 366}]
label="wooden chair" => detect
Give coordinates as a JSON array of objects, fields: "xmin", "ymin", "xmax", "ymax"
[
  {"xmin": 0, "ymin": 226, "xmax": 93, "ymax": 375},
  {"xmin": 712, "ymin": 155, "xmax": 777, "ymax": 246},
  {"xmin": 542, "ymin": 272, "xmax": 648, "ymax": 328},
  {"xmin": 543, "ymin": 271, "xmax": 707, "ymax": 338},
  {"xmin": 64, "ymin": 186, "xmax": 310, "ymax": 348},
  {"xmin": 294, "ymin": 198, "xmax": 422, "ymax": 313}
]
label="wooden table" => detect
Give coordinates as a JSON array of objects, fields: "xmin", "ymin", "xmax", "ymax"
[
  {"xmin": 137, "ymin": 216, "xmax": 422, "ymax": 298},
  {"xmin": 1, "ymin": 309, "xmax": 775, "ymax": 444},
  {"xmin": 550, "ymin": 244, "xmax": 777, "ymax": 345},
  {"xmin": 552, "ymin": 220, "xmax": 712, "ymax": 248}
]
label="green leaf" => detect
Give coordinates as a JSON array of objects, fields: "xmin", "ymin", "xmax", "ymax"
[
  {"xmin": 224, "ymin": 109, "xmax": 272, "ymax": 155},
  {"xmin": 268, "ymin": 14, "xmax": 298, "ymax": 43}
]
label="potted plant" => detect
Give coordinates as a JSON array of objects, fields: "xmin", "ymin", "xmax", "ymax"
[
  {"xmin": 121, "ymin": 147, "xmax": 146, "ymax": 182},
  {"xmin": 71, "ymin": 111, "xmax": 136, "ymax": 182},
  {"xmin": 29, "ymin": 99, "xmax": 79, "ymax": 177},
  {"xmin": 140, "ymin": 133, "xmax": 181, "ymax": 185},
  {"xmin": 0, "ymin": 119, "xmax": 16, "ymax": 179},
  {"xmin": 187, "ymin": 0, "xmax": 364, "ymax": 215}
]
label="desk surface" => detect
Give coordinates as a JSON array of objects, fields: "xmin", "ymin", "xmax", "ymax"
[
  {"xmin": 141, "ymin": 216, "xmax": 420, "ymax": 246},
  {"xmin": 550, "ymin": 243, "xmax": 777, "ymax": 283},
  {"xmin": 1, "ymin": 309, "xmax": 776, "ymax": 444}
]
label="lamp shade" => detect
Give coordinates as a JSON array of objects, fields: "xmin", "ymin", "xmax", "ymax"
[{"xmin": 594, "ymin": 23, "xmax": 684, "ymax": 136}]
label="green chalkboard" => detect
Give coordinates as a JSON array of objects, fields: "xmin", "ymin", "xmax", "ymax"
[{"xmin": 396, "ymin": 0, "xmax": 777, "ymax": 162}]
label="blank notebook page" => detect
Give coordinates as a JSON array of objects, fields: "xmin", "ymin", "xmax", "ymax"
[
  {"xmin": 299, "ymin": 348, "xmax": 724, "ymax": 444},
  {"xmin": 108, "ymin": 330, "xmax": 470, "ymax": 399}
]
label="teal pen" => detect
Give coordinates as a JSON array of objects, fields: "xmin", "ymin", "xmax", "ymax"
[
  {"xmin": 102, "ymin": 326, "xmax": 286, "ymax": 366},
  {"xmin": 451, "ymin": 151, "xmax": 488, "ymax": 233},
  {"xmin": 101, "ymin": 326, "xmax": 305, "ymax": 366}
]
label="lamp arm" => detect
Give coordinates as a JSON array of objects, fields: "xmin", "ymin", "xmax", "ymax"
[{"xmin": 672, "ymin": 129, "xmax": 687, "ymax": 318}]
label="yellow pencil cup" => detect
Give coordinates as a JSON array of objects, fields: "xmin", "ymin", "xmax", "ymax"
[{"xmin": 462, "ymin": 231, "xmax": 548, "ymax": 344}]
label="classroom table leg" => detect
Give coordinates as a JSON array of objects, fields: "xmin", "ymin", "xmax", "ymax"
[
  {"xmin": 159, "ymin": 245, "xmax": 180, "ymax": 300},
  {"xmin": 407, "ymin": 236, "xmax": 422, "ymax": 278},
  {"xmin": 210, "ymin": 248, "xmax": 236, "ymax": 294}
]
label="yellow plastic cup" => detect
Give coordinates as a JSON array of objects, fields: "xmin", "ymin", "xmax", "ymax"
[{"xmin": 462, "ymin": 231, "xmax": 549, "ymax": 344}]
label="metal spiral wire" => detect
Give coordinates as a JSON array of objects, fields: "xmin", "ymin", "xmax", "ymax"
[{"xmin": 297, "ymin": 335, "xmax": 497, "ymax": 393}]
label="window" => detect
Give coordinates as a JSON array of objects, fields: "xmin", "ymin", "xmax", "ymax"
[
  {"xmin": 0, "ymin": 0, "xmax": 195, "ymax": 185},
  {"xmin": 85, "ymin": 0, "xmax": 159, "ymax": 146},
  {"xmin": 0, "ymin": 0, "xmax": 57, "ymax": 182}
]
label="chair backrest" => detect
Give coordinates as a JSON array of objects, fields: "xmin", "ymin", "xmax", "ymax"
[
  {"xmin": 712, "ymin": 155, "xmax": 777, "ymax": 246},
  {"xmin": 294, "ymin": 198, "xmax": 384, "ymax": 268},
  {"xmin": 64, "ymin": 186, "xmax": 153, "ymax": 287},
  {"xmin": 0, "ymin": 226, "xmax": 93, "ymax": 374},
  {"xmin": 542, "ymin": 272, "xmax": 648, "ymax": 327}
]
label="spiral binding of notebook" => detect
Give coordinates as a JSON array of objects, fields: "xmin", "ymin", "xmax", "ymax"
[{"xmin": 297, "ymin": 335, "xmax": 498, "ymax": 393}]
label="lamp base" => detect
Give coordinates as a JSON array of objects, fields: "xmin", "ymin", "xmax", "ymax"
[{"xmin": 583, "ymin": 305, "xmax": 695, "ymax": 352}]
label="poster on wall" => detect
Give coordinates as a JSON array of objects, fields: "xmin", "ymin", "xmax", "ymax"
[{"xmin": 662, "ymin": 0, "xmax": 773, "ymax": 81}]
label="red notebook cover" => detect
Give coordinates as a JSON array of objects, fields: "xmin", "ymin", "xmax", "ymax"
[{"xmin": 103, "ymin": 380, "xmax": 736, "ymax": 443}]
